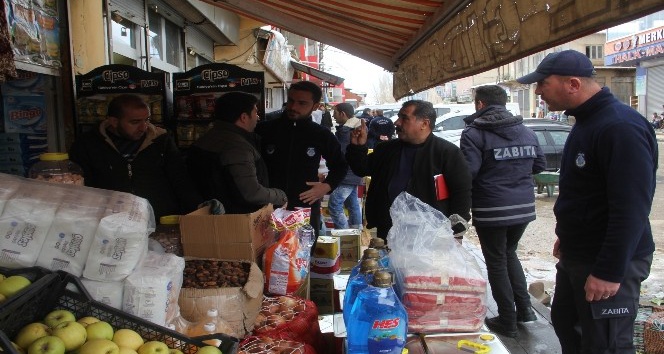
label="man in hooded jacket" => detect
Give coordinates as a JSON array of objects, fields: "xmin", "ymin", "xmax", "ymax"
[{"xmin": 460, "ymin": 85, "xmax": 546, "ymax": 338}]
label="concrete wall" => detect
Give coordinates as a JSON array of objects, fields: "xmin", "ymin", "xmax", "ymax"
[{"xmin": 69, "ymin": 0, "xmax": 106, "ymax": 75}]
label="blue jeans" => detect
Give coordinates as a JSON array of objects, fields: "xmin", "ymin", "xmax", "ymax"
[{"xmin": 328, "ymin": 184, "xmax": 362, "ymax": 229}]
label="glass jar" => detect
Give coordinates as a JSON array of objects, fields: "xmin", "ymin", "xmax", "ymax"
[
  {"xmin": 150, "ymin": 215, "xmax": 183, "ymax": 256},
  {"xmin": 29, "ymin": 153, "xmax": 84, "ymax": 185}
]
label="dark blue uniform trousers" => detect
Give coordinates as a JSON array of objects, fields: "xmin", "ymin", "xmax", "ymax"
[{"xmin": 551, "ymin": 255, "xmax": 652, "ymax": 354}]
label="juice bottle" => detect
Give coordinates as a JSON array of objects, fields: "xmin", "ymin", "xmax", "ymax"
[
  {"xmin": 349, "ymin": 248, "xmax": 381, "ymax": 278},
  {"xmin": 347, "ymin": 271, "xmax": 407, "ymax": 354},
  {"xmin": 343, "ymin": 258, "xmax": 380, "ymax": 325}
]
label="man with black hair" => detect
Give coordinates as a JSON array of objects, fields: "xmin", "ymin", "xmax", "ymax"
[
  {"xmin": 460, "ymin": 85, "xmax": 546, "ymax": 338},
  {"xmin": 256, "ymin": 81, "xmax": 348, "ymax": 235},
  {"xmin": 367, "ymin": 109, "xmax": 395, "ymax": 148},
  {"xmin": 187, "ymin": 91, "xmax": 287, "ymax": 214},
  {"xmin": 347, "ymin": 100, "xmax": 471, "ymax": 241},
  {"xmin": 69, "ymin": 94, "xmax": 202, "ymax": 219}
]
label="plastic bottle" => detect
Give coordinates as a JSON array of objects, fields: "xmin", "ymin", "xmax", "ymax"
[
  {"xmin": 188, "ymin": 309, "xmax": 221, "ymax": 336},
  {"xmin": 368, "ymin": 238, "xmax": 390, "ymax": 268},
  {"xmin": 347, "ymin": 271, "xmax": 408, "ymax": 354},
  {"xmin": 343, "ymin": 258, "xmax": 380, "ymax": 325},
  {"xmin": 349, "ymin": 248, "xmax": 381, "ymax": 278},
  {"xmin": 189, "ymin": 322, "xmax": 221, "ymax": 347},
  {"xmin": 29, "ymin": 152, "xmax": 84, "ymax": 185}
]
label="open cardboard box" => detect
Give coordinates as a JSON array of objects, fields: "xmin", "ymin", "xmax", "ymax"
[
  {"xmin": 179, "ymin": 204, "xmax": 274, "ymax": 263},
  {"xmin": 178, "ymin": 257, "xmax": 264, "ymax": 338}
]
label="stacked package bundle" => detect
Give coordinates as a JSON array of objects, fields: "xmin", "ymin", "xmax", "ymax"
[{"xmin": 387, "ymin": 192, "xmax": 487, "ymax": 333}]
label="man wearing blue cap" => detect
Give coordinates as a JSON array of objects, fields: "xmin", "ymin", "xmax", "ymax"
[{"xmin": 518, "ymin": 50, "xmax": 657, "ymax": 353}]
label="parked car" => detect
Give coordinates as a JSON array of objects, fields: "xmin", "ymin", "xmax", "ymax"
[{"xmin": 432, "ymin": 118, "xmax": 571, "ymax": 171}]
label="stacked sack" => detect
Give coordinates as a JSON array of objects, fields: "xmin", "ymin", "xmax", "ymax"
[
  {"xmin": 0, "ymin": 173, "xmax": 188, "ymax": 328},
  {"xmin": 387, "ymin": 192, "xmax": 487, "ymax": 333}
]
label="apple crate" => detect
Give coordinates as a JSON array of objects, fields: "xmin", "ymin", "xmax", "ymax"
[
  {"xmin": 0, "ymin": 266, "xmax": 57, "ymax": 313},
  {"xmin": 0, "ymin": 272, "xmax": 238, "ymax": 354}
]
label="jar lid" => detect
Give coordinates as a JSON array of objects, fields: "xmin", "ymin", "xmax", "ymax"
[
  {"xmin": 40, "ymin": 152, "xmax": 69, "ymax": 161},
  {"xmin": 159, "ymin": 215, "xmax": 180, "ymax": 225}
]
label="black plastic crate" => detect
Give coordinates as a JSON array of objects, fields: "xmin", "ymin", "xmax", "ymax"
[
  {"xmin": 0, "ymin": 272, "xmax": 238, "ymax": 354},
  {"xmin": 0, "ymin": 266, "xmax": 56, "ymax": 313}
]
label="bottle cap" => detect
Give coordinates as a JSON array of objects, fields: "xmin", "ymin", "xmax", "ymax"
[
  {"xmin": 160, "ymin": 215, "xmax": 180, "ymax": 225},
  {"xmin": 167, "ymin": 324, "xmax": 176, "ymax": 330},
  {"xmin": 372, "ymin": 271, "xmax": 393, "ymax": 287},
  {"xmin": 40, "ymin": 152, "xmax": 69, "ymax": 161},
  {"xmin": 359, "ymin": 259, "xmax": 380, "ymax": 274},
  {"xmin": 203, "ymin": 323, "xmax": 216, "ymax": 332},
  {"xmin": 362, "ymin": 248, "xmax": 380, "ymax": 260},
  {"xmin": 368, "ymin": 238, "xmax": 386, "ymax": 249},
  {"xmin": 207, "ymin": 308, "xmax": 219, "ymax": 317}
]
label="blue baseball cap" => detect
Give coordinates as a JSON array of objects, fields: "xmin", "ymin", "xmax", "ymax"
[{"xmin": 517, "ymin": 50, "xmax": 596, "ymax": 84}]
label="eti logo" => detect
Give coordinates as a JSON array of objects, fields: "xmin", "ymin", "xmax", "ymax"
[{"xmin": 372, "ymin": 318, "xmax": 400, "ymax": 330}]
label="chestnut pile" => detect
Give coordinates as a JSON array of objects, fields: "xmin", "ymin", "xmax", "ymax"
[
  {"xmin": 182, "ymin": 260, "xmax": 250, "ymax": 288},
  {"xmin": 253, "ymin": 296, "xmax": 307, "ymax": 333},
  {"xmin": 238, "ymin": 336, "xmax": 306, "ymax": 354}
]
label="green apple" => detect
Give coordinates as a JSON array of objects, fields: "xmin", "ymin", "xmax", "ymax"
[
  {"xmin": 0, "ymin": 293, "xmax": 6, "ymax": 303},
  {"xmin": 196, "ymin": 346, "xmax": 222, "ymax": 354},
  {"xmin": 77, "ymin": 317, "xmax": 100, "ymax": 327},
  {"xmin": 27, "ymin": 336, "xmax": 65, "ymax": 354},
  {"xmin": 51, "ymin": 321, "xmax": 86, "ymax": 351},
  {"xmin": 119, "ymin": 347, "xmax": 138, "ymax": 354},
  {"xmin": 14, "ymin": 322, "xmax": 51, "ymax": 350},
  {"xmin": 0, "ymin": 273, "xmax": 6, "ymax": 282},
  {"xmin": 43, "ymin": 310, "xmax": 76, "ymax": 328},
  {"xmin": 137, "ymin": 341, "xmax": 169, "ymax": 354},
  {"xmin": 168, "ymin": 349, "xmax": 183, "ymax": 354},
  {"xmin": 79, "ymin": 339, "xmax": 120, "ymax": 354},
  {"xmin": 0, "ymin": 275, "xmax": 31, "ymax": 298},
  {"xmin": 86, "ymin": 321, "xmax": 114, "ymax": 340},
  {"xmin": 112, "ymin": 329, "xmax": 144, "ymax": 351}
]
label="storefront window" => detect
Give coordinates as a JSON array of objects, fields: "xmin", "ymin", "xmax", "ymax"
[
  {"xmin": 149, "ymin": 11, "xmax": 163, "ymax": 61},
  {"xmin": 111, "ymin": 17, "xmax": 137, "ymax": 49},
  {"xmin": 165, "ymin": 20, "xmax": 181, "ymax": 67}
]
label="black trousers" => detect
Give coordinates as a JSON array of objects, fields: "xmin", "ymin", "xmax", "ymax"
[
  {"xmin": 551, "ymin": 255, "xmax": 652, "ymax": 354},
  {"xmin": 476, "ymin": 223, "xmax": 531, "ymax": 324}
]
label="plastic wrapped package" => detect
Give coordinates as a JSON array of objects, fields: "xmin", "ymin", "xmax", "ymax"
[
  {"xmin": 263, "ymin": 208, "xmax": 315, "ymax": 296},
  {"xmin": 80, "ymin": 277, "xmax": 124, "ymax": 309},
  {"xmin": 35, "ymin": 188, "xmax": 108, "ymax": 276},
  {"xmin": 83, "ymin": 191, "xmax": 154, "ymax": 282},
  {"xmin": 0, "ymin": 179, "xmax": 64, "ymax": 268},
  {"xmin": 123, "ymin": 251, "xmax": 185, "ymax": 326},
  {"xmin": 387, "ymin": 192, "xmax": 487, "ymax": 333},
  {"xmin": 0, "ymin": 173, "xmax": 22, "ymax": 214}
]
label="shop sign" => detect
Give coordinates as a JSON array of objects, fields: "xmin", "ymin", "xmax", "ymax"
[{"xmin": 605, "ymin": 27, "xmax": 664, "ymax": 65}]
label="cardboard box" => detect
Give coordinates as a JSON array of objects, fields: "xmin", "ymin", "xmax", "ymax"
[
  {"xmin": 310, "ymin": 278, "xmax": 335, "ymax": 314},
  {"xmin": 178, "ymin": 260, "xmax": 264, "ymax": 337},
  {"xmin": 330, "ymin": 229, "xmax": 361, "ymax": 271},
  {"xmin": 179, "ymin": 204, "xmax": 274, "ymax": 262}
]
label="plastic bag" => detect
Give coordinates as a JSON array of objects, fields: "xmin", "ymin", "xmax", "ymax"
[
  {"xmin": 262, "ymin": 208, "xmax": 314, "ymax": 296},
  {"xmin": 387, "ymin": 192, "xmax": 487, "ymax": 333}
]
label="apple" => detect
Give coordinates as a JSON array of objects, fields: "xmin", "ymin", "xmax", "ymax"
[
  {"xmin": 0, "ymin": 273, "xmax": 6, "ymax": 282},
  {"xmin": 0, "ymin": 293, "xmax": 6, "ymax": 303},
  {"xmin": 78, "ymin": 339, "xmax": 120, "ymax": 354},
  {"xmin": 137, "ymin": 341, "xmax": 169, "ymax": 354},
  {"xmin": 77, "ymin": 317, "xmax": 100, "ymax": 327},
  {"xmin": 168, "ymin": 349, "xmax": 183, "ymax": 354},
  {"xmin": 51, "ymin": 321, "xmax": 87, "ymax": 351},
  {"xmin": 112, "ymin": 329, "xmax": 144, "ymax": 351},
  {"xmin": 0, "ymin": 275, "xmax": 31, "ymax": 298},
  {"xmin": 27, "ymin": 336, "xmax": 65, "ymax": 354},
  {"xmin": 43, "ymin": 310, "xmax": 76, "ymax": 328},
  {"xmin": 86, "ymin": 321, "xmax": 114, "ymax": 340},
  {"xmin": 119, "ymin": 347, "xmax": 139, "ymax": 354},
  {"xmin": 196, "ymin": 346, "xmax": 222, "ymax": 354},
  {"xmin": 14, "ymin": 322, "xmax": 51, "ymax": 350}
]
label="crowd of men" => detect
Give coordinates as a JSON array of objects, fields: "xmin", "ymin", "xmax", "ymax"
[{"xmin": 68, "ymin": 50, "xmax": 656, "ymax": 352}]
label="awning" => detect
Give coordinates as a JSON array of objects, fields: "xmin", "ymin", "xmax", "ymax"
[
  {"xmin": 291, "ymin": 61, "xmax": 345, "ymax": 86},
  {"xmin": 201, "ymin": 0, "xmax": 664, "ymax": 98}
]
